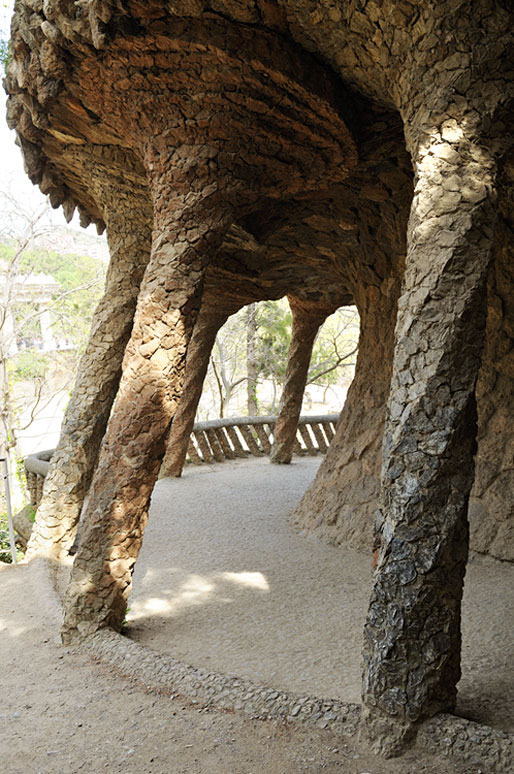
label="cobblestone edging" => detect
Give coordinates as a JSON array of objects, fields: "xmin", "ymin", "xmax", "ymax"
[
  {"xmin": 418, "ymin": 714, "xmax": 514, "ymax": 773},
  {"xmin": 84, "ymin": 628, "xmax": 361, "ymax": 735},
  {"xmin": 84, "ymin": 628, "xmax": 514, "ymax": 772}
]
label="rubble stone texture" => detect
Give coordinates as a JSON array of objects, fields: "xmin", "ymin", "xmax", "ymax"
[
  {"xmin": 362, "ymin": 132, "xmax": 498, "ymax": 753},
  {"xmin": 26, "ymin": 148, "xmax": 152, "ymax": 561},
  {"xmin": 4, "ymin": 0, "xmax": 514, "ymax": 759},
  {"xmin": 159, "ymin": 306, "xmax": 231, "ymax": 478}
]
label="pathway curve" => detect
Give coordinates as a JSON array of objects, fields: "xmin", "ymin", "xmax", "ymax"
[{"xmin": 128, "ymin": 457, "xmax": 514, "ymax": 733}]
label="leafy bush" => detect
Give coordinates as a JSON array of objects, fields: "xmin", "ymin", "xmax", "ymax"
[
  {"xmin": 12, "ymin": 349, "xmax": 49, "ymax": 380},
  {"xmin": 0, "ymin": 38, "xmax": 10, "ymax": 76},
  {"xmin": 0, "ymin": 511, "xmax": 22, "ymax": 563}
]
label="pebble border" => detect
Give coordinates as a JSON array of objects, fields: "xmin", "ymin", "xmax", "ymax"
[
  {"xmin": 85, "ymin": 628, "xmax": 361, "ymax": 735},
  {"xmin": 419, "ymin": 714, "xmax": 514, "ymax": 773}
]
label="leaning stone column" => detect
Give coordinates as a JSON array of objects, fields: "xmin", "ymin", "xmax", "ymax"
[
  {"xmin": 469, "ymin": 217, "xmax": 514, "ymax": 560},
  {"xmin": 292, "ymin": 277, "xmax": 399, "ymax": 546},
  {"xmin": 159, "ymin": 305, "xmax": 231, "ymax": 478},
  {"xmin": 62, "ymin": 153, "xmax": 234, "ymax": 642},
  {"xmin": 271, "ymin": 297, "xmax": 335, "ymax": 464},
  {"xmin": 362, "ymin": 120, "xmax": 498, "ymax": 753},
  {"xmin": 26, "ymin": 190, "xmax": 151, "ymax": 561}
]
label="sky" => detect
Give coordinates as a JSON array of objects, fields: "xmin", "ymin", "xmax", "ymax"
[{"xmin": 0, "ymin": 1, "xmax": 106, "ymax": 244}]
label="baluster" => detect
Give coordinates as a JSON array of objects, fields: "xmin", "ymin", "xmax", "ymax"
[
  {"xmin": 215, "ymin": 427, "xmax": 235, "ymax": 459},
  {"xmin": 194, "ymin": 430, "xmax": 214, "ymax": 463},
  {"xmin": 205, "ymin": 429, "xmax": 225, "ymax": 462},
  {"xmin": 298, "ymin": 424, "xmax": 317, "ymax": 455},
  {"xmin": 253, "ymin": 424, "xmax": 271, "ymax": 454},
  {"xmin": 309, "ymin": 423, "xmax": 326, "ymax": 453},
  {"xmin": 226, "ymin": 426, "xmax": 248, "ymax": 457},
  {"xmin": 239, "ymin": 424, "xmax": 262, "ymax": 456},
  {"xmin": 187, "ymin": 438, "xmax": 203, "ymax": 465}
]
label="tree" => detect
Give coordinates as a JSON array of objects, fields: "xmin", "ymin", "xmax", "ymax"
[
  {"xmin": 0, "ymin": 190, "xmax": 105, "ymax": 560},
  {"xmin": 207, "ymin": 314, "xmax": 249, "ymax": 418},
  {"xmin": 0, "ymin": 198, "xmax": 49, "ymax": 465},
  {"xmin": 199, "ymin": 299, "xmax": 359, "ymax": 419},
  {"xmin": 246, "ymin": 303, "xmax": 259, "ymax": 415}
]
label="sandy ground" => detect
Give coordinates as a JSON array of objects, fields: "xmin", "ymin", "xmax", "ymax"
[
  {"xmin": 0, "ymin": 561, "xmax": 485, "ymax": 774},
  {"xmin": 130, "ymin": 457, "xmax": 514, "ymax": 733},
  {"xmin": 1, "ymin": 456, "xmax": 512, "ymax": 773}
]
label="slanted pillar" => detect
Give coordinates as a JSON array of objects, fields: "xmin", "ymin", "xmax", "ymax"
[
  {"xmin": 292, "ymin": 278, "xmax": 399, "ymax": 545},
  {"xmin": 159, "ymin": 305, "xmax": 232, "ymax": 478},
  {"xmin": 362, "ymin": 118, "xmax": 498, "ymax": 752},
  {"xmin": 62, "ymin": 150, "xmax": 235, "ymax": 641},
  {"xmin": 26, "ymin": 188, "xmax": 151, "ymax": 561},
  {"xmin": 271, "ymin": 297, "xmax": 335, "ymax": 464}
]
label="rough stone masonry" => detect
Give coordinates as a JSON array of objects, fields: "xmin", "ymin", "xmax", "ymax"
[{"xmin": 4, "ymin": 0, "xmax": 514, "ymax": 757}]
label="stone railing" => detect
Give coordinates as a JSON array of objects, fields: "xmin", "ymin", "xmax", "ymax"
[
  {"xmin": 24, "ymin": 448, "xmax": 53, "ymax": 510},
  {"xmin": 24, "ymin": 414, "xmax": 339, "ymax": 508}
]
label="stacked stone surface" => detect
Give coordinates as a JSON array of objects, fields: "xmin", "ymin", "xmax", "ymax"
[{"xmin": 5, "ymin": 0, "xmax": 514, "ymax": 761}]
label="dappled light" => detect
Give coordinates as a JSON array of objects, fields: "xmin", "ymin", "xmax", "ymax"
[
  {"xmin": 128, "ymin": 569, "xmax": 269, "ymax": 622},
  {"xmin": 0, "ymin": 615, "xmax": 29, "ymax": 638},
  {"xmin": 221, "ymin": 570, "xmax": 269, "ymax": 590}
]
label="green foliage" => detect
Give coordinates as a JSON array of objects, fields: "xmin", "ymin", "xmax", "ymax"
[
  {"xmin": 255, "ymin": 300, "xmax": 292, "ymax": 383},
  {"xmin": 11, "ymin": 349, "xmax": 49, "ymax": 380},
  {"xmin": 0, "ymin": 241, "xmax": 105, "ymax": 353},
  {"xmin": 254, "ymin": 300, "xmax": 358, "ymax": 388},
  {"xmin": 0, "ymin": 37, "xmax": 10, "ymax": 76},
  {"xmin": 0, "ymin": 511, "xmax": 22, "ymax": 564},
  {"xmin": 307, "ymin": 308, "xmax": 359, "ymax": 386},
  {"xmin": 203, "ymin": 298, "xmax": 359, "ymax": 418}
]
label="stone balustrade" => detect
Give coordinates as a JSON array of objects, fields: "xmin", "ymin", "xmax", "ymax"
[
  {"xmin": 24, "ymin": 415, "xmax": 338, "ymax": 509},
  {"xmin": 24, "ymin": 449, "xmax": 54, "ymax": 511}
]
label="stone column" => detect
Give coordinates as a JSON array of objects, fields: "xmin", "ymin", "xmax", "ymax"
[
  {"xmin": 159, "ymin": 306, "xmax": 231, "ymax": 478},
  {"xmin": 271, "ymin": 297, "xmax": 334, "ymax": 464},
  {"xmin": 291, "ymin": 279, "xmax": 399, "ymax": 546},
  {"xmin": 469, "ymin": 217, "xmax": 514, "ymax": 560},
  {"xmin": 362, "ymin": 122, "xmax": 498, "ymax": 753},
  {"xmin": 25, "ymin": 201, "xmax": 151, "ymax": 561},
  {"xmin": 61, "ymin": 151, "xmax": 234, "ymax": 642}
]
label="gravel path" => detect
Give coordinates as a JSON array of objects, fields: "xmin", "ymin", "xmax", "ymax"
[
  {"xmin": 128, "ymin": 457, "xmax": 514, "ymax": 733},
  {"xmin": 0, "ymin": 559, "xmax": 483, "ymax": 774},
  {"xmin": 1, "ymin": 456, "xmax": 513, "ymax": 773}
]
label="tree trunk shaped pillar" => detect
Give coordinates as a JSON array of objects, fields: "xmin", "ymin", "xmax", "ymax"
[
  {"xmin": 62, "ymin": 164, "xmax": 234, "ymax": 642},
  {"xmin": 159, "ymin": 306, "xmax": 231, "ymax": 478},
  {"xmin": 291, "ymin": 279, "xmax": 399, "ymax": 544},
  {"xmin": 26, "ymin": 189, "xmax": 152, "ymax": 561},
  {"xmin": 362, "ymin": 122, "xmax": 498, "ymax": 753},
  {"xmin": 271, "ymin": 297, "xmax": 335, "ymax": 464}
]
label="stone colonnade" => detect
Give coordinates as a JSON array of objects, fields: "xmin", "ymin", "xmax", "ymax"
[
  {"xmin": 160, "ymin": 291, "xmax": 339, "ymax": 479},
  {"xmin": 56, "ymin": 21, "xmax": 356, "ymax": 641},
  {"xmin": 5, "ymin": 0, "xmax": 514, "ymax": 758}
]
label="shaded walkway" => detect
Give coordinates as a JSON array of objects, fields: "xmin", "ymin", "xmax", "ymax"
[
  {"xmin": 0, "ymin": 560, "xmax": 478, "ymax": 774},
  {"xmin": 127, "ymin": 457, "xmax": 514, "ymax": 733}
]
